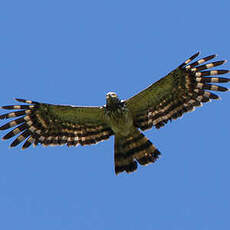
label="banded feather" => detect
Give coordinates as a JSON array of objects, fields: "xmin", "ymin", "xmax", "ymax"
[
  {"xmin": 114, "ymin": 130, "xmax": 161, "ymax": 174},
  {"xmin": 184, "ymin": 54, "xmax": 216, "ymax": 69},
  {"xmin": 131, "ymin": 52, "xmax": 230, "ymax": 131},
  {"xmin": 0, "ymin": 99, "xmax": 113, "ymax": 149}
]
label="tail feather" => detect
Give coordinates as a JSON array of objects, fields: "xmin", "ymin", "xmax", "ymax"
[{"xmin": 114, "ymin": 129, "xmax": 161, "ymax": 175}]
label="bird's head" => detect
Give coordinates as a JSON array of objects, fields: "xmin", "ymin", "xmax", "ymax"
[
  {"xmin": 106, "ymin": 92, "xmax": 122, "ymax": 109},
  {"xmin": 106, "ymin": 92, "xmax": 118, "ymax": 99}
]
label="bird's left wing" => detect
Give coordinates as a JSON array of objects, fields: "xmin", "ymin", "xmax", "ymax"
[
  {"xmin": 0, "ymin": 99, "xmax": 113, "ymax": 149},
  {"xmin": 126, "ymin": 52, "xmax": 230, "ymax": 130}
]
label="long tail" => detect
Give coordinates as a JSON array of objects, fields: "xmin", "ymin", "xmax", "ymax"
[{"xmin": 114, "ymin": 129, "xmax": 161, "ymax": 175}]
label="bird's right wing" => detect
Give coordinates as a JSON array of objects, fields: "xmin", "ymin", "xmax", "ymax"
[{"xmin": 0, "ymin": 99, "xmax": 113, "ymax": 149}]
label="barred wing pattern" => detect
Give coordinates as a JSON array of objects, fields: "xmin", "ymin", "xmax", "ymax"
[
  {"xmin": 0, "ymin": 99, "xmax": 113, "ymax": 149},
  {"xmin": 126, "ymin": 52, "xmax": 230, "ymax": 130}
]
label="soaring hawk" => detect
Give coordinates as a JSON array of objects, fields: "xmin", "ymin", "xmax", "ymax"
[{"xmin": 0, "ymin": 52, "xmax": 229, "ymax": 174}]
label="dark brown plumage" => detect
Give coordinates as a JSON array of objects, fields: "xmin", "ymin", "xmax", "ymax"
[{"xmin": 0, "ymin": 52, "xmax": 229, "ymax": 174}]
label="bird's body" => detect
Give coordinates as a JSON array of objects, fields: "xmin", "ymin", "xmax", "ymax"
[
  {"xmin": 104, "ymin": 92, "xmax": 160, "ymax": 173},
  {"xmin": 105, "ymin": 92, "xmax": 133, "ymax": 136},
  {"xmin": 0, "ymin": 52, "xmax": 229, "ymax": 174}
]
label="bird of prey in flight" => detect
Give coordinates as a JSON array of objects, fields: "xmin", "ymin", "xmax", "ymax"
[{"xmin": 0, "ymin": 52, "xmax": 229, "ymax": 174}]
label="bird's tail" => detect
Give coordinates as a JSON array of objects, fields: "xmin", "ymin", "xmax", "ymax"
[{"xmin": 114, "ymin": 129, "xmax": 161, "ymax": 175}]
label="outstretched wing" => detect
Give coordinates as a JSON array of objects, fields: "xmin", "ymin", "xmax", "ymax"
[
  {"xmin": 126, "ymin": 52, "xmax": 230, "ymax": 130},
  {"xmin": 0, "ymin": 99, "xmax": 113, "ymax": 149}
]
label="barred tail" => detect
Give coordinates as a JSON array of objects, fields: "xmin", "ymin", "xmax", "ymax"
[{"xmin": 114, "ymin": 129, "xmax": 161, "ymax": 175}]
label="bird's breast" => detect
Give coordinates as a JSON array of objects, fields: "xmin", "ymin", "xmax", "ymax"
[{"xmin": 105, "ymin": 108, "xmax": 133, "ymax": 136}]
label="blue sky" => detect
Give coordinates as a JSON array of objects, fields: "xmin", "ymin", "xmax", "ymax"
[{"xmin": 1, "ymin": 0, "xmax": 230, "ymax": 229}]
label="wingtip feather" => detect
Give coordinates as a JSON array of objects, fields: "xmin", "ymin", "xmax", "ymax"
[
  {"xmin": 212, "ymin": 54, "xmax": 217, "ymax": 58},
  {"xmin": 190, "ymin": 51, "xmax": 200, "ymax": 60},
  {"xmin": 15, "ymin": 98, "xmax": 29, "ymax": 103},
  {"xmin": 195, "ymin": 51, "xmax": 200, "ymax": 56},
  {"xmin": 15, "ymin": 98, "xmax": 23, "ymax": 101}
]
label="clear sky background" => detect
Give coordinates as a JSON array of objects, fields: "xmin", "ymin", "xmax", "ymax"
[{"xmin": 0, "ymin": 1, "xmax": 230, "ymax": 229}]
